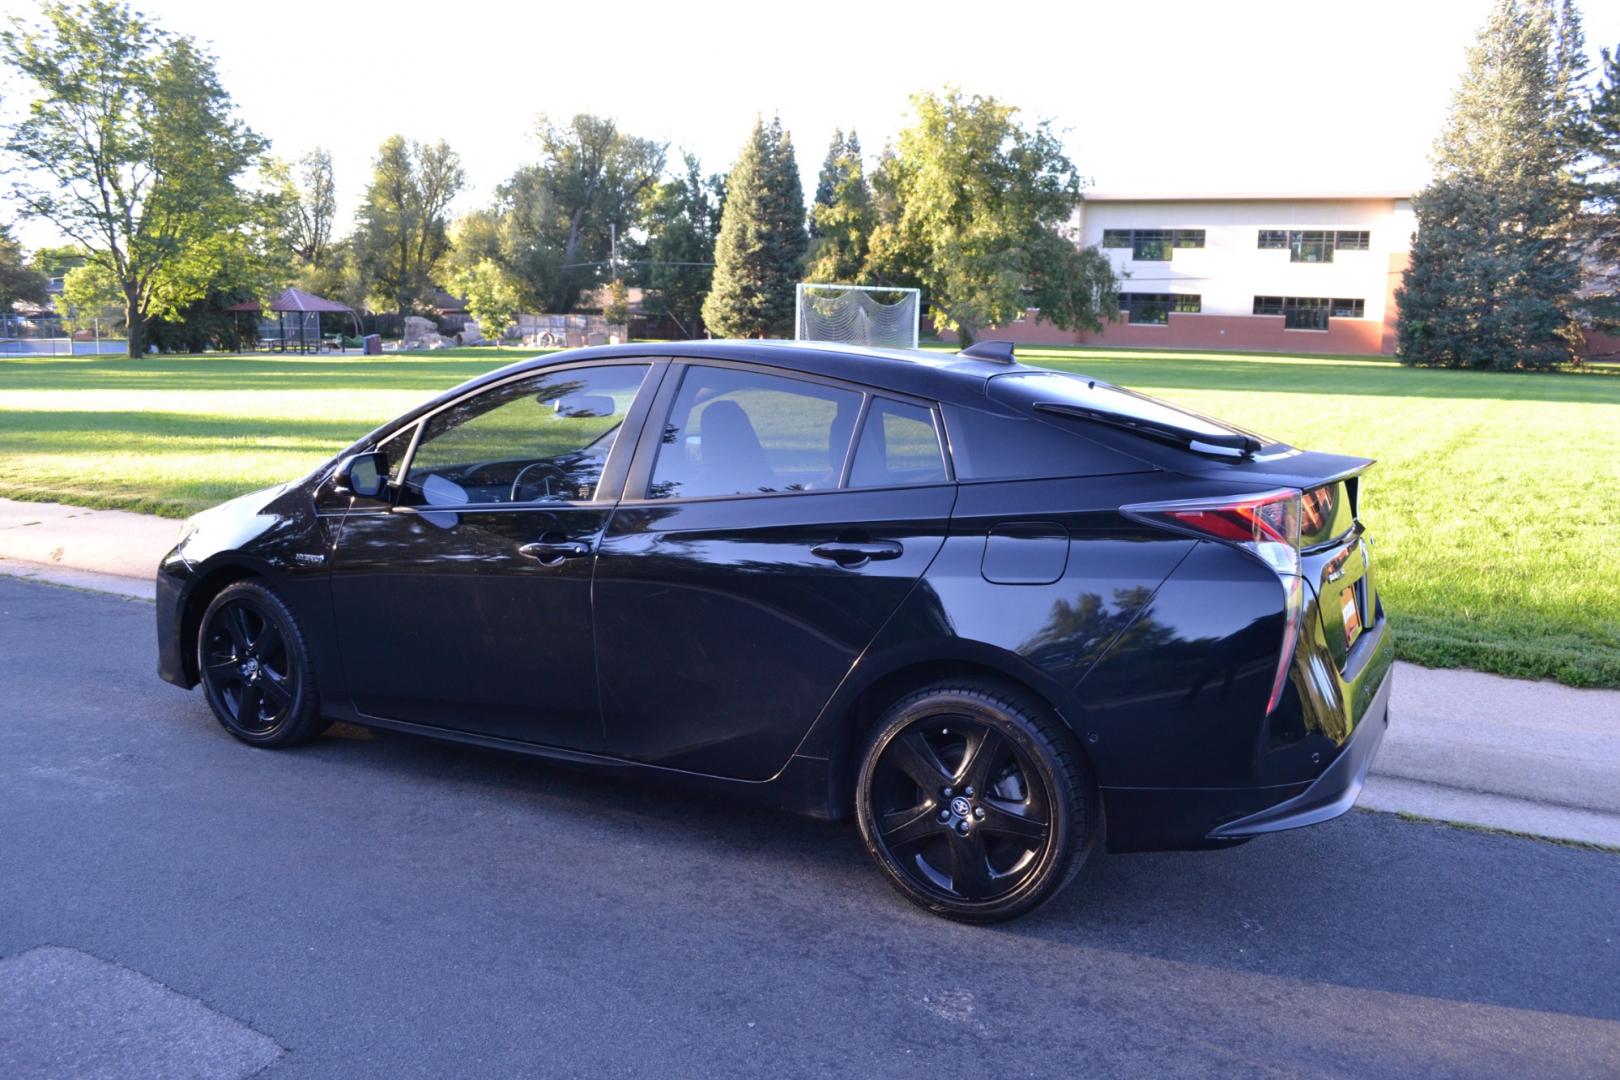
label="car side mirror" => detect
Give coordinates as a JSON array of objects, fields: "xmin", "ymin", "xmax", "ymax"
[{"xmin": 335, "ymin": 451, "xmax": 389, "ymax": 499}]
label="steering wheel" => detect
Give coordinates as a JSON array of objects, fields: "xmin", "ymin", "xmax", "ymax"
[{"xmin": 510, "ymin": 461, "xmax": 567, "ymax": 503}]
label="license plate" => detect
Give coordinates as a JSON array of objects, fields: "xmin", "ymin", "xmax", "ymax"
[{"xmin": 1341, "ymin": 586, "xmax": 1362, "ymax": 646}]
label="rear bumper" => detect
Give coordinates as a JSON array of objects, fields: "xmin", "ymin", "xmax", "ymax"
[{"xmin": 1207, "ymin": 664, "xmax": 1392, "ymax": 839}]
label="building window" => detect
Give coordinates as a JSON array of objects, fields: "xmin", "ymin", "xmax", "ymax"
[
  {"xmin": 1253, "ymin": 296, "xmax": 1363, "ymax": 329},
  {"xmin": 1101, "ymin": 229, "xmax": 1204, "ymax": 260},
  {"xmin": 1290, "ymin": 230, "xmax": 1334, "ymax": 263},
  {"xmin": 1257, "ymin": 229, "xmax": 1367, "ymax": 260},
  {"xmin": 1132, "ymin": 229, "xmax": 1171, "ymax": 261},
  {"xmin": 1122, "ymin": 293, "xmax": 1201, "ymax": 324}
]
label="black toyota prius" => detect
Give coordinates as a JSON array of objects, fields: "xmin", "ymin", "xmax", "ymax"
[{"xmin": 156, "ymin": 340, "xmax": 1393, "ymax": 922}]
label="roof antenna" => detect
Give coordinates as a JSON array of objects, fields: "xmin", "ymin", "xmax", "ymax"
[{"xmin": 959, "ymin": 340, "xmax": 1016, "ymax": 364}]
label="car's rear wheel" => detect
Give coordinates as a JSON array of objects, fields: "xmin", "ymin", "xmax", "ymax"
[
  {"xmin": 197, "ymin": 581, "xmax": 326, "ymax": 747},
  {"xmin": 855, "ymin": 682, "xmax": 1096, "ymax": 922}
]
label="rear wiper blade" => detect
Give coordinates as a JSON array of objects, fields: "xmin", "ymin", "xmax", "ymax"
[{"xmin": 1033, "ymin": 402, "xmax": 1262, "ymax": 458}]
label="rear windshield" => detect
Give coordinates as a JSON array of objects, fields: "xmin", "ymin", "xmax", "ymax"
[{"xmin": 986, "ymin": 371, "xmax": 1271, "ymax": 448}]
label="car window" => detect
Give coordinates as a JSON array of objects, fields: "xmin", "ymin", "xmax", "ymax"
[
  {"xmin": 988, "ymin": 370, "xmax": 1272, "ymax": 446},
  {"xmin": 401, "ymin": 364, "xmax": 648, "ymax": 507},
  {"xmin": 648, "ymin": 366, "xmax": 862, "ymax": 499},
  {"xmin": 942, "ymin": 403, "xmax": 1153, "ymax": 481},
  {"xmin": 375, "ymin": 423, "xmax": 417, "ymax": 484},
  {"xmin": 848, "ymin": 398, "xmax": 946, "ymax": 488}
]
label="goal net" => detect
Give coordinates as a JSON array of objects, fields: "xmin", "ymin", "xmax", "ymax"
[{"xmin": 794, "ymin": 284, "xmax": 921, "ymax": 349}]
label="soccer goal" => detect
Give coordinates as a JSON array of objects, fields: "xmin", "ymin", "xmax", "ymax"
[{"xmin": 794, "ymin": 283, "xmax": 921, "ymax": 349}]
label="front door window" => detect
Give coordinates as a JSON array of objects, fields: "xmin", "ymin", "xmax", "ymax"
[{"xmin": 403, "ymin": 364, "xmax": 649, "ymax": 507}]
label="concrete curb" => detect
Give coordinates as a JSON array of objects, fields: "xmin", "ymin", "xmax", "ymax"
[
  {"xmin": 0, "ymin": 557, "xmax": 155, "ymax": 600},
  {"xmin": 2, "ymin": 497, "xmax": 1617, "ymax": 852}
]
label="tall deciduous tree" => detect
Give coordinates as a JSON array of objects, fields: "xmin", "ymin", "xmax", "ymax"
[
  {"xmin": 503, "ymin": 115, "xmax": 666, "ymax": 311},
  {"xmin": 354, "ymin": 135, "xmax": 465, "ymax": 324},
  {"xmin": 641, "ymin": 152, "xmax": 724, "ymax": 337},
  {"xmin": 2, "ymin": 0, "xmax": 264, "ymax": 357},
  {"xmin": 0, "ymin": 225, "xmax": 50, "ymax": 311},
  {"xmin": 866, "ymin": 89, "xmax": 1116, "ymax": 345},
  {"xmin": 703, "ymin": 117, "xmax": 806, "ymax": 338},
  {"xmin": 267, "ymin": 148, "xmax": 337, "ymax": 267},
  {"xmin": 805, "ymin": 130, "xmax": 874, "ymax": 284},
  {"xmin": 1397, "ymin": 0, "xmax": 1586, "ymax": 369}
]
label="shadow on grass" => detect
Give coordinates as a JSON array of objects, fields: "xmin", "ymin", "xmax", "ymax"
[
  {"xmin": 0, "ymin": 353, "xmax": 521, "ymax": 394},
  {"xmin": 0, "ymin": 409, "xmax": 377, "ymax": 453}
]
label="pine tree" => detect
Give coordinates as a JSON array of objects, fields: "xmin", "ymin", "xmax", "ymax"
[
  {"xmin": 1578, "ymin": 44, "xmax": 1620, "ymax": 328},
  {"xmin": 1397, "ymin": 0, "xmax": 1585, "ymax": 369},
  {"xmin": 810, "ymin": 129, "xmax": 844, "ymax": 239},
  {"xmin": 702, "ymin": 117, "xmax": 807, "ymax": 338},
  {"xmin": 806, "ymin": 132, "xmax": 875, "ymax": 283}
]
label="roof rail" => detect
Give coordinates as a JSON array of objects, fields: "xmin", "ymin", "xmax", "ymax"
[{"xmin": 959, "ymin": 340, "xmax": 1016, "ymax": 364}]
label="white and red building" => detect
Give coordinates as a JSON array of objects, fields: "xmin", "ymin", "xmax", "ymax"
[{"xmin": 969, "ymin": 192, "xmax": 1417, "ymax": 355}]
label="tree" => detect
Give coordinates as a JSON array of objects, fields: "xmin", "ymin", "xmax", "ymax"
[
  {"xmin": 267, "ymin": 148, "xmax": 336, "ymax": 267},
  {"xmin": 806, "ymin": 130, "xmax": 874, "ymax": 284},
  {"xmin": 1397, "ymin": 0, "xmax": 1586, "ymax": 369},
  {"xmin": 703, "ymin": 117, "xmax": 807, "ymax": 338},
  {"xmin": 866, "ymin": 88, "xmax": 1117, "ymax": 344},
  {"xmin": 0, "ymin": 225, "xmax": 50, "ymax": 311},
  {"xmin": 641, "ymin": 152, "xmax": 723, "ymax": 336},
  {"xmin": 30, "ymin": 244, "xmax": 87, "ymax": 283},
  {"xmin": 603, "ymin": 278, "xmax": 630, "ymax": 325},
  {"xmin": 810, "ymin": 131, "xmax": 844, "ymax": 238},
  {"xmin": 59, "ymin": 259, "xmax": 122, "ymax": 332},
  {"xmin": 487, "ymin": 115, "xmax": 666, "ymax": 313},
  {"xmin": 353, "ymin": 135, "xmax": 465, "ymax": 324},
  {"xmin": 451, "ymin": 256, "xmax": 521, "ymax": 342},
  {"xmin": 1577, "ymin": 43, "xmax": 1620, "ymax": 329},
  {"xmin": 2, "ymin": 1, "xmax": 265, "ymax": 357}
]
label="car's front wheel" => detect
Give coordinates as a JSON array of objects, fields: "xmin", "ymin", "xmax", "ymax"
[
  {"xmin": 197, "ymin": 580, "xmax": 327, "ymax": 747},
  {"xmin": 855, "ymin": 681, "xmax": 1096, "ymax": 922}
]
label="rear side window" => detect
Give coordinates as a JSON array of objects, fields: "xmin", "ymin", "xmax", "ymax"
[
  {"xmin": 943, "ymin": 404, "xmax": 1152, "ymax": 482},
  {"xmin": 988, "ymin": 371, "xmax": 1263, "ymax": 444},
  {"xmin": 648, "ymin": 366, "xmax": 862, "ymax": 499},
  {"xmin": 848, "ymin": 398, "xmax": 947, "ymax": 488}
]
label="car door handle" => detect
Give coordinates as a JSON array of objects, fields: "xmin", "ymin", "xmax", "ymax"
[
  {"xmin": 811, "ymin": 540, "xmax": 904, "ymax": 566},
  {"xmin": 518, "ymin": 540, "xmax": 592, "ymax": 563}
]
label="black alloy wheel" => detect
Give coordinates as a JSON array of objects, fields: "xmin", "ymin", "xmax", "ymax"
[
  {"xmin": 856, "ymin": 682, "xmax": 1095, "ymax": 922},
  {"xmin": 197, "ymin": 581, "xmax": 326, "ymax": 746}
]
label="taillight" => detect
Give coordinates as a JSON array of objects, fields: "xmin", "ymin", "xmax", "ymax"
[
  {"xmin": 1270, "ymin": 576, "xmax": 1304, "ymax": 713},
  {"xmin": 1123, "ymin": 488, "xmax": 1305, "ymax": 714}
]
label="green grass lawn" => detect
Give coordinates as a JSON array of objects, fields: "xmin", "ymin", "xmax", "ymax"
[{"xmin": 2, "ymin": 344, "xmax": 1617, "ymax": 688}]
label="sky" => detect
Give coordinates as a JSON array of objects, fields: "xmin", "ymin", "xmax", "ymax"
[{"xmin": 4, "ymin": 0, "xmax": 1620, "ymax": 249}]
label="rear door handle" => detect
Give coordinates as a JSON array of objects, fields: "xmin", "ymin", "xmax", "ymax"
[
  {"xmin": 519, "ymin": 540, "xmax": 592, "ymax": 563},
  {"xmin": 810, "ymin": 540, "xmax": 903, "ymax": 566}
]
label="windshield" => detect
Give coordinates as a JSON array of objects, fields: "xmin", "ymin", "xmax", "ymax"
[{"xmin": 987, "ymin": 371, "xmax": 1273, "ymax": 451}]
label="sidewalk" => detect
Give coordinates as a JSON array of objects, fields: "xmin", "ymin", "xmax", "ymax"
[
  {"xmin": 0, "ymin": 498, "xmax": 174, "ymax": 597},
  {"xmin": 2, "ymin": 496, "xmax": 1617, "ymax": 849}
]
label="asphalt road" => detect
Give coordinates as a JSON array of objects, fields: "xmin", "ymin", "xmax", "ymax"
[{"xmin": 2, "ymin": 576, "xmax": 1618, "ymax": 1079}]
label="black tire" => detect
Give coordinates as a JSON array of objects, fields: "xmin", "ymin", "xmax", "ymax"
[
  {"xmin": 196, "ymin": 580, "xmax": 328, "ymax": 747},
  {"xmin": 855, "ymin": 681, "xmax": 1096, "ymax": 923}
]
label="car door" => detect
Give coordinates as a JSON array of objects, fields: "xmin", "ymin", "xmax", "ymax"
[
  {"xmin": 592, "ymin": 360, "xmax": 956, "ymax": 780},
  {"xmin": 329, "ymin": 361, "xmax": 661, "ymax": 750}
]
